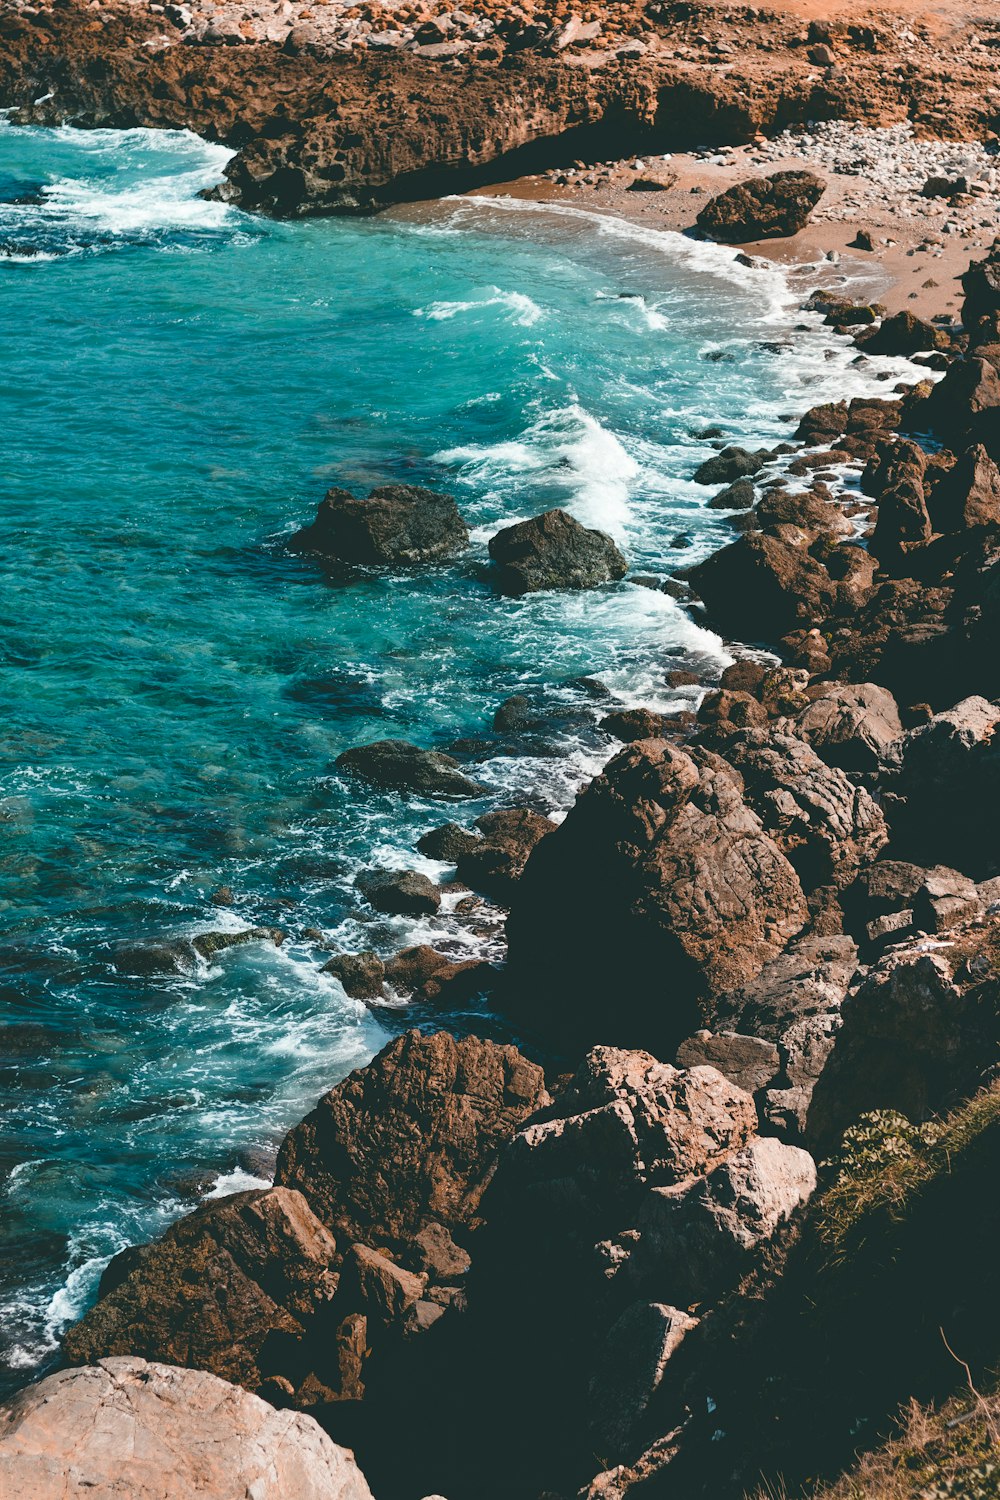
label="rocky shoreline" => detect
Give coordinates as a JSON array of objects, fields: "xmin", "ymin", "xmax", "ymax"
[{"xmin": 3, "ymin": 6, "xmax": 1000, "ymax": 1496}]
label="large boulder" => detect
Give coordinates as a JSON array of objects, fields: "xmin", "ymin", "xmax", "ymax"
[
  {"xmin": 276, "ymin": 1030, "xmax": 550, "ymax": 1247},
  {"xmin": 336, "ymin": 739, "xmax": 486, "ymax": 799},
  {"xmin": 500, "ymin": 1048, "xmax": 757, "ymax": 1229},
  {"xmin": 687, "ymin": 532, "xmax": 840, "ymax": 640},
  {"xmin": 290, "ymin": 483, "xmax": 468, "ymax": 565},
  {"xmin": 931, "ymin": 443, "xmax": 1000, "ymax": 531},
  {"xmin": 631, "ymin": 1137, "xmax": 816, "ymax": 1298},
  {"xmin": 860, "ymin": 311, "xmax": 948, "ymax": 356},
  {"xmin": 504, "ymin": 738, "xmax": 808, "ymax": 1053},
  {"xmin": 487, "ymin": 508, "xmax": 628, "ymax": 595},
  {"xmin": 920, "ymin": 358, "xmax": 1000, "ymax": 457},
  {"xmin": 454, "ymin": 806, "xmax": 558, "ymax": 903},
  {"xmin": 962, "ymin": 237, "xmax": 1000, "ymax": 337},
  {"xmin": 720, "ymin": 730, "xmax": 889, "ymax": 890},
  {"xmin": 795, "ymin": 682, "xmax": 904, "ymax": 771},
  {"xmin": 695, "ymin": 170, "xmax": 825, "ymax": 242},
  {"xmin": 889, "ymin": 695, "xmax": 1000, "ymax": 875},
  {"xmin": 807, "ymin": 922, "xmax": 1000, "ymax": 1150},
  {"xmin": 355, "ymin": 867, "xmax": 441, "ymax": 917},
  {"xmin": 63, "ymin": 1188, "xmax": 338, "ymax": 1391},
  {"xmin": 679, "ymin": 935, "xmax": 859, "ymax": 1138},
  {"xmin": 0, "ymin": 1359, "xmax": 374, "ymax": 1500}
]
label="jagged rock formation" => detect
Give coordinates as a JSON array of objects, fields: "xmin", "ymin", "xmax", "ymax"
[{"xmin": 504, "ymin": 737, "xmax": 809, "ymax": 1054}]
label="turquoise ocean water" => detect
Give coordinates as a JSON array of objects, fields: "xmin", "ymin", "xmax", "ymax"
[{"xmin": 0, "ymin": 118, "xmax": 908, "ymax": 1390}]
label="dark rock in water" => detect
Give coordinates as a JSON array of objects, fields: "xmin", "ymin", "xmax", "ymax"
[
  {"xmin": 686, "ymin": 533, "xmax": 839, "ymax": 640},
  {"xmin": 356, "ymin": 868, "xmax": 441, "ymax": 917},
  {"xmin": 62, "ymin": 1187, "xmax": 339, "ymax": 1393},
  {"xmin": 454, "ymin": 806, "xmax": 557, "ymax": 903},
  {"xmin": 692, "ymin": 446, "xmax": 770, "ymax": 485},
  {"xmin": 381, "ymin": 944, "xmax": 492, "ymax": 1004},
  {"xmin": 336, "ymin": 739, "xmax": 487, "ymax": 799},
  {"xmin": 504, "ymin": 738, "xmax": 808, "ymax": 1054},
  {"xmin": 600, "ymin": 707, "xmax": 672, "ymax": 741},
  {"xmin": 322, "ymin": 950, "xmax": 387, "ymax": 999},
  {"xmin": 492, "ymin": 695, "xmax": 534, "ymax": 733},
  {"xmin": 416, "ymin": 822, "xmax": 482, "ymax": 862},
  {"xmin": 191, "ymin": 928, "xmax": 284, "ymax": 960},
  {"xmin": 276, "ymin": 1030, "xmax": 549, "ymax": 1246},
  {"xmin": 707, "ymin": 477, "xmax": 756, "ymax": 510},
  {"xmin": 113, "ymin": 940, "xmax": 199, "ymax": 976},
  {"xmin": 860, "ymin": 310, "xmax": 948, "ymax": 356},
  {"xmin": 487, "ymin": 508, "xmax": 628, "ymax": 595},
  {"xmin": 290, "ymin": 484, "xmax": 468, "ymax": 565},
  {"xmin": 113, "ymin": 927, "xmax": 282, "ymax": 974},
  {"xmin": 720, "ymin": 659, "xmax": 767, "ymax": 696},
  {"xmin": 695, "ymin": 170, "xmax": 825, "ymax": 242}
]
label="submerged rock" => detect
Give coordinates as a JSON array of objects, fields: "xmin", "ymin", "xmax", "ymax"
[
  {"xmin": 487, "ymin": 508, "xmax": 628, "ymax": 595},
  {"xmin": 113, "ymin": 927, "xmax": 282, "ymax": 975},
  {"xmin": 0, "ymin": 1359, "xmax": 374, "ymax": 1500},
  {"xmin": 696, "ymin": 170, "xmax": 825, "ymax": 242},
  {"xmin": 336, "ymin": 739, "xmax": 487, "ymax": 799},
  {"xmin": 290, "ymin": 483, "xmax": 468, "ymax": 565}
]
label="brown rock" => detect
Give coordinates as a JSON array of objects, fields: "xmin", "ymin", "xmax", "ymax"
[
  {"xmin": 696, "ymin": 170, "xmax": 825, "ymax": 242},
  {"xmin": 63, "ymin": 1189, "xmax": 338, "ymax": 1392},
  {"xmin": 275, "ymin": 1030, "xmax": 549, "ymax": 1246},
  {"xmin": 505, "ymin": 739, "xmax": 808, "ymax": 1052}
]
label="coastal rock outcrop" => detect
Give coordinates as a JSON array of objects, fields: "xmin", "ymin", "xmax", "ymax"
[
  {"xmin": 63, "ymin": 1187, "xmax": 338, "ymax": 1391},
  {"xmin": 276, "ymin": 1029, "xmax": 550, "ymax": 1246},
  {"xmin": 794, "ymin": 682, "xmax": 904, "ymax": 772},
  {"xmin": 290, "ymin": 483, "xmax": 468, "ymax": 565},
  {"xmin": 686, "ymin": 532, "xmax": 841, "ymax": 640},
  {"xmin": 504, "ymin": 737, "xmax": 808, "ymax": 1053},
  {"xmin": 719, "ymin": 730, "xmax": 889, "ymax": 890},
  {"xmin": 487, "ymin": 508, "xmax": 628, "ymax": 595},
  {"xmin": 0, "ymin": 1359, "xmax": 374, "ymax": 1500},
  {"xmin": 807, "ymin": 918, "xmax": 1000, "ymax": 1150},
  {"xmin": 695, "ymin": 170, "xmax": 825, "ymax": 242},
  {"xmin": 453, "ymin": 806, "xmax": 558, "ymax": 903},
  {"xmin": 336, "ymin": 738, "xmax": 487, "ymax": 799}
]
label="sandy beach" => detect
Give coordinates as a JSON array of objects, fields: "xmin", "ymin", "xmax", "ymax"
[{"xmin": 473, "ymin": 120, "xmax": 1000, "ymax": 320}]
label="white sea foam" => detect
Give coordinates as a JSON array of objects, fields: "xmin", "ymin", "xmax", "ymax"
[
  {"xmin": 415, "ymin": 286, "xmax": 544, "ymax": 327},
  {"xmin": 438, "ymin": 401, "xmax": 640, "ymax": 537},
  {"xmin": 444, "ymin": 195, "xmax": 795, "ymax": 317},
  {"xmin": 204, "ymin": 1167, "xmax": 273, "ymax": 1199}
]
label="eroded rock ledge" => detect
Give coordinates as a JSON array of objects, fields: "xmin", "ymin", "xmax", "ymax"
[{"xmin": 1, "ymin": 0, "xmax": 997, "ymax": 216}]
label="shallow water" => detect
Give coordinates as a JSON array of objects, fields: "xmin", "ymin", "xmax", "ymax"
[{"xmin": 0, "ymin": 118, "xmax": 913, "ymax": 1389}]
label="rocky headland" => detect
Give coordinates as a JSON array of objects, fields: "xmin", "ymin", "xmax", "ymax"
[{"xmin": 3, "ymin": 3, "xmax": 1000, "ymax": 1497}]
